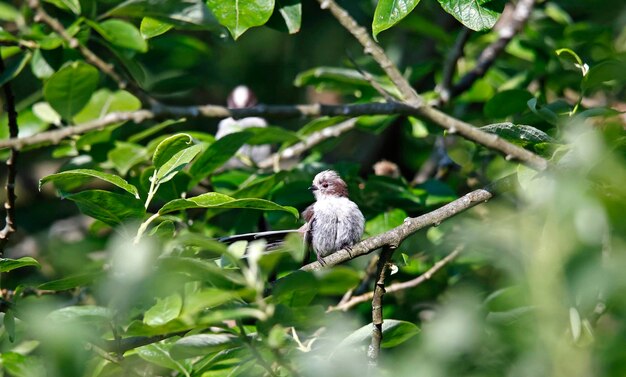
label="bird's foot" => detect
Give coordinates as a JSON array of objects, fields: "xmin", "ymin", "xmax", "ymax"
[
  {"xmin": 344, "ymin": 245, "xmax": 354, "ymax": 259},
  {"xmin": 316, "ymin": 254, "xmax": 326, "ymax": 266}
]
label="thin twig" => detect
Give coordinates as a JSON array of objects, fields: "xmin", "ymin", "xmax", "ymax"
[
  {"xmin": 0, "ymin": 54, "xmax": 19, "ymax": 253},
  {"xmin": 329, "ymin": 245, "xmax": 465, "ymax": 312},
  {"xmin": 437, "ymin": 28, "xmax": 471, "ymax": 104},
  {"xmin": 258, "ymin": 118, "xmax": 358, "ymax": 169},
  {"xmin": 367, "ymin": 247, "xmax": 394, "ymax": 368},
  {"xmin": 346, "ymin": 51, "xmax": 397, "ymax": 101},
  {"xmin": 448, "ymin": 0, "xmax": 536, "ymax": 99},
  {"xmin": 336, "ymin": 254, "xmax": 379, "ymax": 307},
  {"xmin": 301, "ymin": 175, "xmax": 515, "ymax": 271},
  {"xmin": 29, "ymin": 0, "xmax": 127, "ymax": 89}
]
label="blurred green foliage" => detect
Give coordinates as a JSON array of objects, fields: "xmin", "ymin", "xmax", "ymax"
[{"xmin": 0, "ymin": 0, "xmax": 625, "ymax": 376}]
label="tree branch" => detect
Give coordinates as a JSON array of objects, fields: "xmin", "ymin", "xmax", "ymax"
[
  {"xmin": 448, "ymin": 0, "xmax": 536, "ymax": 99},
  {"xmin": 314, "ymin": 0, "xmax": 548, "ymax": 171},
  {"xmin": 29, "ymin": 0, "xmax": 128, "ymax": 90},
  {"xmin": 329, "ymin": 245, "xmax": 465, "ymax": 312},
  {"xmin": 0, "ymin": 54, "xmax": 19, "ymax": 253},
  {"xmin": 301, "ymin": 175, "xmax": 515, "ymax": 271},
  {"xmin": 437, "ymin": 28, "xmax": 471, "ymax": 104},
  {"xmin": 367, "ymin": 246, "xmax": 394, "ymax": 367},
  {"xmin": 0, "ymin": 101, "xmax": 548, "ymax": 170}
]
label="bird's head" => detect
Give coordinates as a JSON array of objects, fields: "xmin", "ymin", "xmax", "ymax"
[
  {"xmin": 309, "ymin": 170, "xmax": 349, "ymax": 199},
  {"xmin": 227, "ymin": 85, "xmax": 257, "ymax": 109}
]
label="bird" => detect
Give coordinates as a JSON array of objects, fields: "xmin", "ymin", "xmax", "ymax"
[
  {"xmin": 215, "ymin": 85, "xmax": 271, "ymax": 168},
  {"xmin": 219, "ymin": 170, "xmax": 365, "ymax": 265}
]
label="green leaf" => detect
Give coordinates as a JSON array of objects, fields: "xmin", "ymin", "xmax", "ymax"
[
  {"xmin": 4, "ymin": 309, "xmax": 15, "ymax": 342},
  {"xmin": 527, "ymin": 98, "xmax": 559, "ymax": 125},
  {"xmin": 107, "ymin": 0, "xmax": 218, "ymax": 27},
  {"xmin": 0, "ymin": 3, "xmax": 20, "ymax": 22},
  {"xmin": 484, "ymin": 89, "xmax": 534, "ymax": 118},
  {"xmin": 153, "ymin": 134, "xmax": 195, "ymax": 170},
  {"xmin": 365, "ymin": 208, "xmax": 407, "ymax": 235},
  {"xmin": 43, "ymin": 0, "xmax": 81, "ymax": 14},
  {"xmin": 336, "ymin": 320, "xmax": 420, "ymax": 350},
  {"xmin": 273, "ymin": 271, "xmax": 318, "ymax": 306},
  {"xmin": 157, "ymin": 256, "xmax": 246, "ymax": 287},
  {"xmin": 73, "ymin": 89, "xmax": 141, "ymax": 124},
  {"xmin": 38, "ymin": 272, "xmax": 104, "ymax": 290},
  {"xmin": 156, "ymin": 145, "xmax": 202, "ymax": 184},
  {"xmin": 245, "ymin": 127, "xmax": 300, "ymax": 145},
  {"xmin": 43, "ymin": 61, "xmax": 99, "ymax": 120},
  {"xmin": 479, "ymin": 122, "xmax": 554, "ymax": 146},
  {"xmin": 64, "ymin": 190, "xmax": 145, "ymax": 226},
  {"xmin": 232, "ymin": 172, "xmax": 286, "ymax": 199},
  {"xmin": 144, "ymin": 293, "xmax": 183, "ymax": 326},
  {"xmin": 188, "ymin": 132, "xmax": 252, "ymax": 185},
  {"xmin": 181, "ymin": 288, "xmax": 237, "ymax": 317},
  {"xmin": 0, "ymin": 51, "xmax": 32, "ymax": 86},
  {"xmin": 0, "ymin": 257, "xmax": 40, "ymax": 272},
  {"xmin": 159, "ymin": 192, "xmax": 299, "ymax": 218},
  {"xmin": 372, "ymin": 0, "xmax": 421, "ymax": 40},
  {"xmin": 137, "ymin": 343, "xmax": 190, "ymax": 377},
  {"xmin": 583, "ymin": 60, "xmax": 626, "ymax": 91},
  {"xmin": 46, "ymin": 305, "xmax": 112, "ymax": 324},
  {"xmin": 294, "ymin": 66, "xmax": 398, "ymax": 97},
  {"xmin": 108, "ymin": 142, "xmax": 149, "ymax": 176},
  {"xmin": 170, "ymin": 334, "xmax": 239, "ymax": 360},
  {"xmin": 0, "ymin": 353, "xmax": 46, "ymax": 377},
  {"xmin": 40, "ymin": 169, "xmax": 140, "ymax": 199},
  {"xmin": 140, "ymin": 17, "xmax": 174, "ymax": 39},
  {"xmin": 89, "ymin": 19, "xmax": 148, "ymax": 53},
  {"xmin": 436, "ymin": 0, "xmax": 502, "ymax": 31},
  {"xmin": 207, "ymin": 0, "xmax": 275, "ymax": 40},
  {"xmin": 270, "ymin": 0, "xmax": 301, "ymax": 34},
  {"xmin": 32, "ymin": 102, "xmax": 61, "ymax": 125}
]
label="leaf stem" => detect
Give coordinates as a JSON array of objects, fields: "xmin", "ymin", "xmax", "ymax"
[{"xmin": 133, "ymin": 213, "xmax": 160, "ymax": 244}]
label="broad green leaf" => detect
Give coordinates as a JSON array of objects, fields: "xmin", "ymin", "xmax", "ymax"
[
  {"xmin": 64, "ymin": 190, "xmax": 145, "ymax": 226},
  {"xmin": 4, "ymin": 309, "xmax": 15, "ymax": 342},
  {"xmin": 232, "ymin": 172, "xmax": 286, "ymax": 199},
  {"xmin": 0, "ymin": 353, "xmax": 46, "ymax": 377},
  {"xmin": 89, "ymin": 19, "xmax": 147, "ymax": 53},
  {"xmin": 38, "ymin": 272, "xmax": 104, "ymax": 290},
  {"xmin": 275, "ymin": 0, "xmax": 301, "ymax": 34},
  {"xmin": 484, "ymin": 89, "xmax": 534, "ymax": 118},
  {"xmin": 140, "ymin": 17, "xmax": 174, "ymax": 39},
  {"xmin": 373, "ymin": 0, "xmax": 421, "ymax": 39},
  {"xmin": 245, "ymin": 126, "xmax": 300, "ymax": 145},
  {"xmin": 157, "ymin": 256, "xmax": 246, "ymax": 287},
  {"xmin": 128, "ymin": 119, "xmax": 187, "ymax": 143},
  {"xmin": 181, "ymin": 288, "xmax": 237, "ymax": 317},
  {"xmin": 0, "ymin": 51, "xmax": 32, "ymax": 86},
  {"xmin": 436, "ymin": 0, "xmax": 502, "ymax": 31},
  {"xmin": 47, "ymin": 305, "xmax": 112, "ymax": 324},
  {"xmin": 336, "ymin": 319, "xmax": 420, "ymax": 350},
  {"xmin": 107, "ymin": 0, "xmax": 218, "ymax": 27},
  {"xmin": 43, "ymin": 61, "xmax": 99, "ymax": 120},
  {"xmin": 32, "ymin": 102, "xmax": 61, "ymax": 125},
  {"xmin": 527, "ymin": 98, "xmax": 559, "ymax": 125},
  {"xmin": 43, "ymin": 0, "xmax": 81, "ymax": 14},
  {"xmin": 155, "ymin": 144, "xmax": 202, "ymax": 184},
  {"xmin": 170, "ymin": 334, "xmax": 239, "ymax": 360},
  {"xmin": 365, "ymin": 208, "xmax": 407, "ymax": 235},
  {"xmin": 108, "ymin": 142, "xmax": 149, "ymax": 176},
  {"xmin": 480, "ymin": 122, "xmax": 554, "ymax": 146},
  {"xmin": 207, "ymin": 0, "xmax": 275, "ymax": 40},
  {"xmin": 144, "ymin": 293, "xmax": 183, "ymax": 326},
  {"xmin": 188, "ymin": 132, "xmax": 252, "ymax": 185},
  {"xmin": 583, "ymin": 60, "xmax": 626, "ymax": 91},
  {"xmin": 0, "ymin": 257, "xmax": 40, "ymax": 272},
  {"xmin": 73, "ymin": 89, "xmax": 141, "ymax": 123},
  {"xmin": 294, "ymin": 66, "xmax": 398, "ymax": 97},
  {"xmin": 40, "ymin": 169, "xmax": 140, "ymax": 198},
  {"xmin": 273, "ymin": 271, "xmax": 318, "ymax": 306},
  {"xmin": 159, "ymin": 192, "xmax": 299, "ymax": 218},
  {"xmin": 137, "ymin": 343, "xmax": 190, "ymax": 377},
  {"xmin": 126, "ymin": 319, "xmax": 193, "ymax": 337},
  {"xmin": 0, "ymin": 3, "xmax": 19, "ymax": 21},
  {"xmin": 153, "ymin": 134, "xmax": 194, "ymax": 170}
]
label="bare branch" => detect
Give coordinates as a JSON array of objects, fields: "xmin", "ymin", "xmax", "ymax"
[
  {"xmin": 0, "ymin": 101, "xmax": 548, "ymax": 170},
  {"xmin": 437, "ymin": 28, "xmax": 471, "ymax": 104},
  {"xmin": 448, "ymin": 0, "xmax": 536, "ymax": 99},
  {"xmin": 329, "ymin": 245, "xmax": 465, "ymax": 312},
  {"xmin": 257, "ymin": 118, "xmax": 358, "ymax": 169},
  {"xmin": 301, "ymin": 175, "xmax": 515, "ymax": 272},
  {"xmin": 0, "ymin": 54, "xmax": 19, "ymax": 253},
  {"xmin": 367, "ymin": 247, "xmax": 394, "ymax": 367}
]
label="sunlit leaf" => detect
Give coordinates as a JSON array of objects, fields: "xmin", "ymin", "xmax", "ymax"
[
  {"xmin": 0, "ymin": 257, "xmax": 40, "ymax": 272},
  {"xmin": 63, "ymin": 190, "xmax": 145, "ymax": 226},
  {"xmin": 207, "ymin": 0, "xmax": 275, "ymax": 40},
  {"xmin": 40, "ymin": 168, "xmax": 140, "ymax": 198},
  {"xmin": 43, "ymin": 61, "xmax": 99, "ymax": 120},
  {"xmin": 372, "ymin": 0, "xmax": 421, "ymax": 39},
  {"xmin": 436, "ymin": 0, "xmax": 502, "ymax": 31}
]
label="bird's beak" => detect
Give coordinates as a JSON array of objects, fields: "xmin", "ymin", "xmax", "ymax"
[{"xmin": 309, "ymin": 185, "xmax": 318, "ymax": 191}]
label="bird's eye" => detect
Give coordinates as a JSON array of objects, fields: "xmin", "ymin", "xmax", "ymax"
[{"xmin": 322, "ymin": 183, "xmax": 329, "ymax": 188}]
